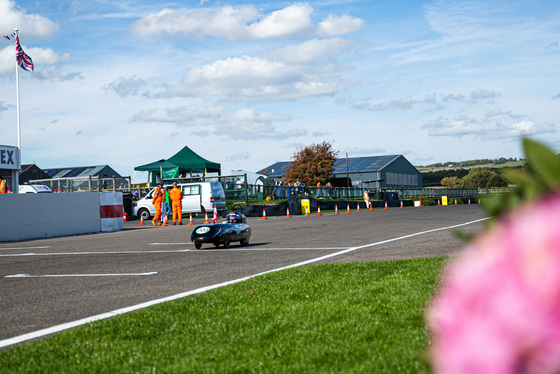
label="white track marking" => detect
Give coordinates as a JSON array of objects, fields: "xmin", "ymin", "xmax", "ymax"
[
  {"xmin": 0, "ymin": 246, "xmax": 50, "ymax": 251},
  {"xmin": 5, "ymin": 272, "xmax": 158, "ymax": 278},
  {"xmin": 0, "ymin": 217, "xmax": 488, "ymax": 349}
]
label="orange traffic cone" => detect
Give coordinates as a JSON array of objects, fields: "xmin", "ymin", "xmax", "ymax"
[
  {"xmin": 437, "ymin": 199, "xmax": 441, "ymax": 206},
  {"xmin": 479, "ymin": 199, "xmax": 481, "ymax": 204},
  {"xmin": 304, "ymin": 207, "xmax": 310, "ymax": 217},
  {"xmin": 317, "ymin": 206, "xmax": 322, "ymax": 216},
  {"xmin": 384, "ymin": 201, "xmax": 388, "ymax": 210},
  {"xmin": 204, "ymin": 212, "xmax": 209, "ymax": 224},
  {"xmin": 286, "ymin": 207, "xmax": 291, "ymax": 218},
  {"xmin": 123, "ymin": 210, "xmax": 127, "ymax": 222},
  {"xmin": 212, "ymin": 204, "xmax": 218, "ymax": 223},
  {"xmin": 139, "ymin": 216, "xmax": 145, "ymax": 225},
  {"xmin": 400, "ymin": 200, "xmax": 403, "ymax": 208},
  {"xmin": 455, "ymin": 199, "xmax": 458, "ymax": 205},
  {"xmin": 334, "ymin": 204, "xmax": 340, "ymax": 214},
  {"xmin": 262, "ymin": 208, "xmax": 268, "ymax": 220},
  {"xmin": 346, "ymin": 204, "xmax": 351, "ymax": 213},
  {"xmin": 356, "ymin": 203, "xmax": 361, "ymax": 212},
  {"xmin": 419, "ymin": 199, "xmax": 422, "ymax": 207},
  {"xmin": 162, "ymin": 214, "xmax": 168, "ymax": 226},
  {"xmin": 368, "ymin": 201, "xmax": 373, "ymax": 211},
  {"xmin": 468, "ymin": 199, "xmax": 471, "ymax": 205},
  {"xmin": 188, "ymin": 213, "xmax": 194, "ymax": 225}
]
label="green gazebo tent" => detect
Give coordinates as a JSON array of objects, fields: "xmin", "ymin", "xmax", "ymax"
[
  {"xmin": 167, "ymin": 146, "xmax": 221, "ymax": 174},
  {"xmin": 134, "ymin": 159, "xmax": 191, "ymax": 184}
]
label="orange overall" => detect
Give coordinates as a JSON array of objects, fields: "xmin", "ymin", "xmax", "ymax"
[
  {"xmin": 169, "ymin": 186, "xmax": 184, "ymax": 223},
  {"xmin": 152, "ymin": 187, "xmax": 163, "ymax": 224}
]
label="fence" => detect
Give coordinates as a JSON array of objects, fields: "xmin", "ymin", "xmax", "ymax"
[{"xmin": 27, "ymin": 176, "xmax": 132, "ymax": 193}]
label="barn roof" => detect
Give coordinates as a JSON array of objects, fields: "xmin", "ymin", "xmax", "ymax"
[
  {"xmin": 43, "ymin": 165, "xmax": 122, "ymax": 179},
  {"xmin": 257, "ymin": 155, "xmax": 403, "ymax": 178}
]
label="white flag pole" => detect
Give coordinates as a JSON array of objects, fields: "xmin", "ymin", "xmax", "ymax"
[
  {"xmin": 14, "ymin": 28, "xmax": 21, "ymax": 191},
  {"xmin": 14, "ymin": 28, "xmax": 21, "ymax": 150}
]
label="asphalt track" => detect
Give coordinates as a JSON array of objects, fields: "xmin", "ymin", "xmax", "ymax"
[{"xmin": 0, "ymin": 204, "xmax": 488, "ymax": 349}]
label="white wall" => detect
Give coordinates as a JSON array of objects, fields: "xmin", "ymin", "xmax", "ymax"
[{"xmin": 0, "ymin": 193, "xmax": 121, "ymax": 242}]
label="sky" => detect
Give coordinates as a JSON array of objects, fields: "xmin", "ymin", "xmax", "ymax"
[{"xmin": 0, "ymin": 0, "xmax": 559, "ymax": 182}]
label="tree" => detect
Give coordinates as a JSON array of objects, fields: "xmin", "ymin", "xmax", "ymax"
[
  {"xmin": 460, "ymin": 167, "xmax": 495, "ymax": 188},
  {"xmin": 486, "ymin": 174, "xmax": 509, "ymax": 188},
  {"xmin": 441, "ymin": 176, "xmax": 461, "ymax": 188},
  {"xmin": 283, "ymin": 141, "xmax": 338, "ymax": 186}
]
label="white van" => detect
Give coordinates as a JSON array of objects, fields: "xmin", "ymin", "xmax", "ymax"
[
  {"xmin": 18, "ymin": 184, "xmax": 54, "ymax": 193},
  {"xmin": 133, "ymin": 182, "xmax": 226, "ymax": 220}
]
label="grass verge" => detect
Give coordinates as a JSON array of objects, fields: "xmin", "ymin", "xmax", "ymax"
[{"xmin": 0, "ymin": 257, "xmax": 447, "ymax": 373}]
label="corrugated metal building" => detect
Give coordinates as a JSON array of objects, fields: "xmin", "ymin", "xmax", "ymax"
[
  {"xmin": 258, "ymin": 155, "xmax": 422, "ymax": 189},
  {"xmin": 43, "ymin": 165, "xmax": 122, "ymax": 179}
]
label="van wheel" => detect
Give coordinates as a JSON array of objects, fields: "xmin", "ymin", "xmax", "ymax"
[
  {"xmin": 197, "ymin": 206, "xmax": 206, "ymax": 218},
  {"xmin": 138, "ymin": 208, "xmax": 151, "ymax": 220}
]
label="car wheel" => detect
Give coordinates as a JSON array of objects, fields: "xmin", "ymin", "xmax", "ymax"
[
  {"xmin": 240, "ymin": 239, "xmax": 249, "ymax": 246},
  {"xmin": 138, "ymin": 208, "xmax": 151, "ymax": 220},
  {"xmin": 223, "ymin": 240, "xmax": 230, "ymax": 248},
  {"xmin": 194, "ymin": 242, "xmax": 202, "ymax": 249}
]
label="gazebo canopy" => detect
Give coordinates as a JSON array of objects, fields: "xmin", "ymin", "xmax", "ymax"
[
  {"xmin": 134, "ymin": 159, "xmax": 190, "ymax": 174},
  {"xmin": 167, "ymin": 146, "xmax": 221, "ymax": 174}
]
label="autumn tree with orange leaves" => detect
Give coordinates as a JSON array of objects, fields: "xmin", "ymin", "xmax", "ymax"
[{"xmin": 283, "ymin": 141, "xmax": 338, "ymax": 186}]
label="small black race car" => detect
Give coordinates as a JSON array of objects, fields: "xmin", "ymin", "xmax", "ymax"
[{"xmin": 191, "ymin": 211, "xmax": 251, "ymax": 249}]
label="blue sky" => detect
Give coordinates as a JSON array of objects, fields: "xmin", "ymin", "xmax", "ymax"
[{"xmin": 0, "ymin": 0, "xmax": 559, "ymax": 182}]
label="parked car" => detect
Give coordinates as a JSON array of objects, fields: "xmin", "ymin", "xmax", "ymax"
[
  {"xmin": 18, "ymin": 184, "xmax": 54, "ymax": 193},
  {"xmin": 133, "ymin": 182, "xmax": 226, "ymax": 220}
]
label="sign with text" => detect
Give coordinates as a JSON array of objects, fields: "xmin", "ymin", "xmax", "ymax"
[{"xmin": 0, "ymin": 145, "xmax": 20, "ymax": 170}]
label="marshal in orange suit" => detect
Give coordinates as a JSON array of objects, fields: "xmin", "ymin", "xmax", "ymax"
[{"xmin": 169, "ymin": 182, "xmax": 184, "ymax": 225}]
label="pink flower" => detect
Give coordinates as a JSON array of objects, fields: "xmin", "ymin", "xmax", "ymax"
[{"xmin": 427, "ymin": 194, "xmax": 560, "ymax": 374}]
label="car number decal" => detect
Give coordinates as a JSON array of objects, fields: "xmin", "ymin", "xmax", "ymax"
[{"xmin": 196, "ymin": 227, "xmax": 210, "ymax": 234}]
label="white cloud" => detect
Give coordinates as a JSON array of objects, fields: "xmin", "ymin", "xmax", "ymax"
[
  {"xmin": 422, "ymin": 112, "xmax": 555, "ymax": 139},
  {"xmin": 0, "ymin": 0, "xmax": 59, "ymax": 38},
  {"xmin": 131, "ymin": 3, "xmax": 363, "ymax": 40},
  {"xmin": 105, "ymin": 76, "xmax": 146, "ymax": 97},
  {"xmin": 156, "ymin": 55, "xmax": 345, "ymax": 102},
  {"xmin": 317, "ymin": 14, "xmax": 364, "ymax": 37},
  {"xmin": 268, "ymin": 37, "xmax": 356, "ymax": 64}
]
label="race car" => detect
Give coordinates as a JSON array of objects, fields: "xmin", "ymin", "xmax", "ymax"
[{"xmin": 191, "ymin": 211, "xmax": 251, "ymax": 249}]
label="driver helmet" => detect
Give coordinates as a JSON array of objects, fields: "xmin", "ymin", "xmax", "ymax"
[{"xmin": 226, "ymin": 212, "xmax": 244, "ymax": 224}]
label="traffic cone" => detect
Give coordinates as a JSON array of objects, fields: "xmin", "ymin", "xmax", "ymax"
[
  {"xmin": 455, "ymin": 199, "xmax": 458, "ymax": 205},
  {"xmin": 262, "ymin": 208, "xmax": 268, "ymax": 220},
  {"xmin": 123, "ymin": 210, "xmax": 127, "ymax": 222},
  {"xmin": 384, "ymin": 201, "xmax": 388, "ymax": 210},
  {"xmin": 479, "ymin": 199, "xmax": 481, "ymax": 204},
  {"xmin": 139, "ymin": 216, "xmax": 145, "ymax": 225},
  {"xmin": 188, "ymin": 213, "xmax": 194, "ymax": 225},
  {"xmin": 468, "ymin": 199, "xmax": 471, "ymax": 205},
  {"xmin": 304, "ymin": 207, "xmax": 310, "ymax": 217},
  {"xmin": 400, "ymin": 200, "xmax": 403, "ymax": 208},
  {"xmin": 204, "ymin": 212, "xmax": 209, "ymax": 224},
  {"xmin": 419, "ymin": 199, "xmax": 422, "ymax": 207},
  {"xmin": 356, "ymin": 203, "xmax": 361, "ymax": 212},
  {"xmin": 346, "ymin": 204, "xmax": 351, "ymax": 213},
  {"xmin": 316, "ymin": 206, "xmax": 322, "ymax": 216},
  {"xmin": 334, "ymin": 204, "xmax": 340, "ymax": 214},
  {"xmin": 162, "ymin": 214, "xmax": 168, "ymax": 226},
  {"xmin": 437, "ymin": 199, "xmax": 441, "ymax": 206},
  {"xmin": 212, "ymin": 204, "xmax": 218, "ymax": 223},
  {"xmin": 286, "ymin": 207, "xmax": 291, "ymax": 218}
]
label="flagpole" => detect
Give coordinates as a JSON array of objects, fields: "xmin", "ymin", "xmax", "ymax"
[
  {"xmin": 14, "ymin": 28, "xmax": 21, "ymax": 191},
  {"xmin": 14, "ymin": 28, "xmax": 21, "ymax": 151}
]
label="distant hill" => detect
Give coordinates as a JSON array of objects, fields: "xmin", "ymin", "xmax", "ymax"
[
  {"xmin": 416, "ymin": 157, "xmax": 526, "ymax": 172},
  {"xmin": 417, "ymin": 158, "xmax": 526, "ymax": 187}
]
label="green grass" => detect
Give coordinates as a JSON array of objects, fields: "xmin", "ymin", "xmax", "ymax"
[{"xmin": 0, "ymin": 258, "xmax": 447, "ymax": 373}]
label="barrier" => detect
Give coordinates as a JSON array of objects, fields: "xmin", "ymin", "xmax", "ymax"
[{"xmin": 0, "ymin": 192, "xmax": 123, "ymax": 242}]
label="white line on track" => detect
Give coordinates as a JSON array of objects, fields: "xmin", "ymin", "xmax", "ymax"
[
  {"xmin": 0, "ymin": 246, "xmax": 50, "ymax": 251},
  {"xmin": 5, "ymin": 272, "xmax": 158, "ymax": 278},
  {"xmin": 0, "ymin": 217, "xmax": 488, "ymax": 349}
]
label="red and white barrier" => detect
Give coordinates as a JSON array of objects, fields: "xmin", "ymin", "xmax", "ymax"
[{"xmin": 100, "ymin": 193, "xmax": 124, "ymax": 232}]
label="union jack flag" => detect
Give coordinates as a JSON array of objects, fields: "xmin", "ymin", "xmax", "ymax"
[{"xmin": 15, "ymin": 35, "xmax": 33, "ymax": 72}]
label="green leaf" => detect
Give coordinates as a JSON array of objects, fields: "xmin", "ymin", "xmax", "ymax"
[{"xmin": 523, "ymin": 138, "xmax": 560, "ymax": 189}]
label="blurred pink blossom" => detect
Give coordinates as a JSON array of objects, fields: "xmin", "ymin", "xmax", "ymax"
[{"xmin": 427, "ymin": 194, "xmax": 560, "ymax": 374}]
